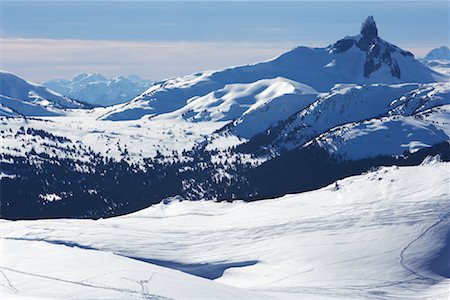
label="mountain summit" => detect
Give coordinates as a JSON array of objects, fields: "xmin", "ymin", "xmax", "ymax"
[
  {"xmin": 330, "ymin": 16, "xmax": 415, "ymax": 78},
  {"xmin": 424, "ymin": 46, "xmax": 450, "ymax": 61},
  {"xmin": 361, "ymin": 15, "xmax": 378, "ymax": 39}
]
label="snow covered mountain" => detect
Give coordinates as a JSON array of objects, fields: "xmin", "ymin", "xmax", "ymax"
[
  {"xmin": 1, "ymin": 16, "xmax": 449, "ymax": 219},
  {"xmin": 421, "ymin": 46, "xmax": 450, "ymax": 75},
  {"xmin": 0, "ymin": 71, "xmax": 89, "ymax": 117},
  {"xmin": 43, "ymin": 73, "xmax": 153, "ymax": 106},
  {"xmin": 236, "ymin": 82, "xmax": 450, "ymax": 157},
  {"xmin": 2, "ymin": 162, "xmax": 449, "ymax": 299},
  {"xmin": 102, "ymin": 16, "xmax": 445, "ymax": 122},
  {"xmin": 424, "ymin": 46, "xmax": 450, "ymax": 60}
]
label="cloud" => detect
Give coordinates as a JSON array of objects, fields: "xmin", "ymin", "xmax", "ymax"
[{"xmin": 1, "ymin": 38, "xmax": 300, "ymax": 82}]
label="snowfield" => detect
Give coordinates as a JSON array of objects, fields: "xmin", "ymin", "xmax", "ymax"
[
  {"xmin": 1, "ymin": 239, "xmax": 269, "ymax": 300},
  {"xmin": 1, "ymin": 162, "xmax": 449, "ymax": 299},
  {"xmin": 0, "ymin": 109, "xmax": 226, "ymax": 164}
]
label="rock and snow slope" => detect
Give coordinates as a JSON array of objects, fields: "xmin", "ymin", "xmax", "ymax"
[
  {"xmin": 0, "ymin": 71, "xmax": 88, "ymax": 117},
  {"xmin": 312, "ymin": 105, "xmax": 450, "ymax": 160},
  {"xmin": 1, "ymin": 162, "xmax": 449, "ymax": 299},
  {"xmin": 242, "ymin": 82, "xmax": 450, "ymax": 158},
  {"xmin": 43, "ymin": 73, "xmax": 153, "ymax": 106}
]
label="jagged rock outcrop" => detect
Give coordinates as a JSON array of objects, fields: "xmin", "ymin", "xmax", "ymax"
[{"xmin": 331, "ymin": 16, "xmax": 414, "ymax": 79}]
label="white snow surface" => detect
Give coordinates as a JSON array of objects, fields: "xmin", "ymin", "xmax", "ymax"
[
  {"xmin": 424, "ymin": 59, "xmax": 450, "ymax": 76},
  {"xmin": 1, "ymin": 239, "xmax": 267, "ymax": 300},
  {"xmin": 156, "ymin": 77, "xmax": 319, "ymax": 138},
  {"xmin": 261, "ymin": 82, "xmax": 450, "ymax": 157},
  {"xmin": 0, "ymin": 111, "xmax": 225, "ymax": 165},
  {"xmin": 313, "ymin": 106, "xmax": 450, "ymax": 160},
  {"xmin": 2, "ymin": 162, "xmax": 449, "ymax": 299}
]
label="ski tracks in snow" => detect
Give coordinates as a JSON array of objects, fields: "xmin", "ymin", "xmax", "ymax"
[
  {"xmin": 399, "ymin": 211, "xmax": 450, "ymax": 284},
  {"xmin": 0, "ymin": 264, "xmax": 171, "ymax": 300}
]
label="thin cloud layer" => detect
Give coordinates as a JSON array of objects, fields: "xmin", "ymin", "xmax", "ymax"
[{"xmin": 1, "ymin": 38, "xmax": 303, "ymax": 82}]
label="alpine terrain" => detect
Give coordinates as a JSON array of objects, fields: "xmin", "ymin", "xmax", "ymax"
[{"xmin": 1, "ymin": 16, "xmax": 449, "ymax": 300}]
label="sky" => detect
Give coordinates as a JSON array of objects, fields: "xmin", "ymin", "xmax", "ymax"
[{"xmin": 0, "ymin": 0, "xmax": 449, "ymax": 82}]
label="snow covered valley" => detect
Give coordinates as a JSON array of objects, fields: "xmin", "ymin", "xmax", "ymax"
[{"xmin": 2, "ymin": 162, "xmax": 449, "ymax": 299}]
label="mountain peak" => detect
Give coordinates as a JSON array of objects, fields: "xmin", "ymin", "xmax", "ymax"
[
  {"xmin": 424, "ymin": 46, "xmax": 450, "ymax": 60},
  {"xmin": 361, "ymin": 16, "xmax": 378, "ymax": 39}
]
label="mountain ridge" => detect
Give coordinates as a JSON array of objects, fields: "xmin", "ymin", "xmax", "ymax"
[
  {"xmin": 43, "ymin": 73, "xmax": 153, "ymax": 106},
  {"xmin": 102, "ymin": 16, "xmax": 446, "ymax": 122},
  {"xmin": 424, "ymin": 46, "xmax": 450, "ymax": 61},
  {"xmin": 0, "ymin": 70, "xmax": 90, "ymax": 117}
]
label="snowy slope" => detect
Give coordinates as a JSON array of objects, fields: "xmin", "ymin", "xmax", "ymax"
[
  {"xmin": 1, "ymin": 239, "xmax": 269, "ymax": 300},
  {"xmin": 43, "ymin": 73, "xmax": 153, "ymax": 106},
  {"xmin": 159, "ymin": 78, "xmax": 317, "ymax": 122},
  {"xmin": 0, "ymin": 71, "xmax": 88, "ymax": 117},
  {"xmin": 313, "ymin": 108, "xmax": 450, "ymax": 160},
  {"xmin": 238, "ymin": 82, "xmax": 450, "ymax": 158},
  {"xmin": 2, "ymin": 162, "xmax": 449, "ymax": 299},
  {"xmin": 157, "ymin": 77, "xmax": 318, "ymax": 138},
  {"xmin": 102, "ymin": 16, "xmax": 445, "ymax": 122},
  {"xmin": 424, "ymin": 60, "xmax": 450, "ymax": 76},
  {"xmin": 0, "ymin": 95, "xmax": 60, "ymax": 117}
]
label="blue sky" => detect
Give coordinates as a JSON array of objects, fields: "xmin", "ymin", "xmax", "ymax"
[{"xmin": 1, "ymin": 1, "xmax": 448, "ymax": 81}]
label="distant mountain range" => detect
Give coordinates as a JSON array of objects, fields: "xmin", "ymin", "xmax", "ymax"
[
  {"xmin": 1, "ymin": 16, "xmax": 449, "ymax": 219},
  {"xmin": 422, "ymin": 46, "xmax": 450, "ymax": 75},
  {"xmin": 42, "ymin": 73, "xmax": 153, "ymax": 106},
  {"xmin": 424, "ymin": 46, "xmax": 450, "ymax": 61}
]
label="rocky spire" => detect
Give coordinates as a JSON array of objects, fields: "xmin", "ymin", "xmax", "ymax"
[{"xmin": 361, "ymin": 16, "xmax": 378, "ymax": 39}]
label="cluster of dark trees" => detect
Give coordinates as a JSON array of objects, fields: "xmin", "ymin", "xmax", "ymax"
[
  {"xmin": 1, "ymin": 126, "xmax": 448, "ymax": 220},
  {"xmin": 0, "ymin": 139, "xmax": 246, "ymax": 219},
  {"xmin": 244, "ymin": 142, "xmax": 450, "ymax": 200}
]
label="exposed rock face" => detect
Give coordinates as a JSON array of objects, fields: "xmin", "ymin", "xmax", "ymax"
[
  {"xmin": 362, "ymin": 40, "xmax": 402, "ymax": 78},
  {"xmin": 331, "ymin": 16, "xmax": 414, "ymax": 79},
  {"xmin": 360, "ymin": 16, "xmax": 378, "ymax": 39}
]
